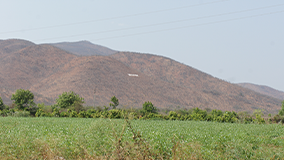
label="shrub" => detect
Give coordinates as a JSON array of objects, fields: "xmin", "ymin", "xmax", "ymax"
[
  {"xmin": 108, "ymin": 109, "xmax": 122, "ymax": 119},
  {"xmin": 272, "ymin": 115, "xmax": 282, "ymax": 123},
  {"xmin": 35, "ymin": 109, "xmax": 52, "ymax": 117},
  {"xmin": 35, "ymin": 109, "xmax": 43, "ymax": 117},
  {"xmin": 128, "ymin": 112, "xmax": 138, "ymax": 120},
  {"xmin": 168, "ymin": 111, "xmax": 181, "ymax": 120},
  {"xmin": 52, "ymin": 108, "xmax": 60, "ymax": 117},
  {"xmin": 91, "ymin": 112, "xmax": 102, "ymax": 118},
  {"xmin": 69, "ymin": 110, "xmax": 78, "ymax": 118},
  {"xmin": 211, "ymin": 109, "xmax": 223, "ymax": 117},
  {"xmin": 244, "ymin": 116, "xmax": 253, "ymax": 124},
  {"xmin": 78, "ymin": 111, "xmax": 87, "ymax": 118},
  {"xmin": 254, "ymin": 114, "xmax": 265, "ymax": 124},
  {"xmin": 13, "ymin": 111, "xmax": 30, "ymax": 117},
  {"xmin": 191, "ymin": 113, "xmax": 204, "ymax": 121},
  {"xmin": 278, "ymin": 100, "xmax": 284, "ymax": 116},
  {"xmin": 0, "ymin": 97, "xmax": 4, "ymax": 110},
  {"xmin": 60, "ymin": 111, "xmax": 69, "ymax": 117}
]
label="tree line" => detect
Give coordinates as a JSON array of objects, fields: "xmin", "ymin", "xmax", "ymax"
[{"xmin": 1, "ymin": 89, "xmax": 284, "ymax": 124}]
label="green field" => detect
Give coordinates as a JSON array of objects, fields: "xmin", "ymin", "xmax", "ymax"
[{"xmin": 0, "ymin": 117, "xmax": 284, "ymax": 159}]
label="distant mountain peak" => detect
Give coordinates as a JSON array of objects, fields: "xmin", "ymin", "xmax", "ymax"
[
  {"xmin": 237, "ymin": 83, "xmax": 284, "ymax": 100},
  {"xmin": 49, "ymin": 41, "xmax": 117, "ymax": 56}
]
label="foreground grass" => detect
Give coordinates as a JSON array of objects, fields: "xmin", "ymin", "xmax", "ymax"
[{"xmin": 0, "ymin": 117, "xmax": 284, "ymax": 159}]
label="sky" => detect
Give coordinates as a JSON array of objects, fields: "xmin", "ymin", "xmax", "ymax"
[{"xmin": 1, "ymin": 0, "xmax": 284, "ymax": 91}]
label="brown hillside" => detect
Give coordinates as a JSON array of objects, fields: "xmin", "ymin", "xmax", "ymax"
[
  {"xmin": 0, "ymin": 39, "xmax": 35, "ymax": 57},
  {"xmin": 0, "ymin": 39, "xmax": 281, "ymax": 113},
  {"xmin": 237, "ymin": 83, "xmax": 284, "ymax": 101},
  {"xmin": 0, "ymin": 44, "xmax": 77, "ymax": 90},
  {"xmin": 111, "ymin": 52, "xmax": 281, "ymax": 113},
  {"xmin": 29, "ymin": 56, "xmax": 203, "ymax": 108}
]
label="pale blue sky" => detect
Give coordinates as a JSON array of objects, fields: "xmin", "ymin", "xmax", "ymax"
[{"xmin": 1, "ymin": 0, "xmax": 284, "ymax": 91}]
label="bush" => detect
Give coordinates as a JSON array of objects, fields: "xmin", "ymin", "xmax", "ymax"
[
  {"xmin": 78, "ymin": 111, "xmax": 88, "ymax": 118},
  {"xmin": 281, "ymin": 117, "xmax": 284, "ymax": 124},
  {"xmin": 91, "ymin": 112, "xmax": 102, "ymax": 118},
  {"xmin": 254, "ymin": 114, "xmax": 265, "ymax": 124},
  {"xmin": 127, "ymin": 112, "xmax": 138, "ymax": 120},
  {"xmin": 52, "ymin": 108, "xmax": 60, "ymax": 117},
  {"xmin": 13, "ymin": 111, "xmax": 30, "ymax": 117},
  {"xmin": 272, "ymin": 115, "xmax": 282, "ymax": 123},
  {"xmin": 278, "ymin": 100, "xmax": 284, "ymax": 116},
  {"xmin": 244, "ymin": 116, "xmax": 253, "ymax": 124},
  {"xmin": 60, "ymin": 111, "xmax": 69, "ymax": 117},
  {"xmin": 69, "ymin": 110, "xmax": 78, "ymax": 118},
  {"xmin": 108, "ymin": 109, "xmax": 122, "ymax": 119},
  {"xmin": 35, "ymin": 109, "xmax": 52, "ymax": 117},
  {"xmin": 0, "ymin": 97, "xmax": 4, "ymax": 110},
  {"xmin": 168, "ymin": 111, "xmax": 181, "ymax": 120}
]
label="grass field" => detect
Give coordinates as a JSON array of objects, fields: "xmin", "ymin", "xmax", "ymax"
[{"xmin": 0, "ymin": 117, "xmax": 284, "ymax": 159}]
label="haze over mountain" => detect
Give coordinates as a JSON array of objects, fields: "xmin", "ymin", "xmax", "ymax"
[
  {"xmin": 237, "ymin": 83, "xmax": 284, "ymax": 101},
  {"xmin": 49, "ymin": 41, "xmax": 116, "ymax": 56},
  {"xmin": 0, "ymin": 39, "xmax": 281, "ymax": 113}
]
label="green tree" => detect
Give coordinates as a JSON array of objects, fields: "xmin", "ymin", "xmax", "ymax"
[
  {"xmin": 109, "ymin": 96, "xmax": 119, "ymax": 109},
  {"xmin": 56, "ymin": 91, "xmax": 84, "ymax": 109},
  {"xmin": 142, "ymin": 101, "xmax": 157, "ymax": 114},
  {"xmin": 11, "ymin": 89, "xmax": 35, "ymax": 110},
  {"xmin": 0, "ymin": 97, "xmax": 4, "ymax": 110},
  {"xmin": 278, "ymin": 100, "xmax": 284, "ymax": 116}
]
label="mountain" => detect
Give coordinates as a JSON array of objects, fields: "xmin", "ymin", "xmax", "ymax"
[
  {"xmin": 29, "ymin": 56, "xmax": 198, "ymax": 108},
  {"xmin": 0, "ymin": 39, "xmax": 281, "ymax": 113},
  {"xmin": 237, "ymin": 83, "xmax": 284, "ymax": 101},
  {"xmin": 0, "ymin": 39, "xmax": 77, "ymax": 105},
  {"xmin": 0, "ymin": 39, "xmax": 35, "ymax": 57},
  {"xmin": 0, "ymin": 44, "xmax": 77, "ymax": 90},
  {"xmin": 49, "ymin": 41, "xmax": 117, "ymax": 56},
  {"xmin": 111, "ymin": 52, "xmax": 281, "ymax": 113}
]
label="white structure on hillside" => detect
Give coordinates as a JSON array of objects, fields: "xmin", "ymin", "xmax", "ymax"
[{"xmin": 128, "ymin": 74, "xmax": 138, "ymax": 77}]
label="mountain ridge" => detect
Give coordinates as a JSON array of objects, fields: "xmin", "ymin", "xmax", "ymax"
[
  {"xmin": 0, "ymin": 39, "xmax": 281, "ymax": 113},
  {"xmin": 49, "ymin": 41, "xmax": 117, "ymax": 56},
  {"xmin": 237, "ymin": 83, "xmax": 284, "ymax": 101}
]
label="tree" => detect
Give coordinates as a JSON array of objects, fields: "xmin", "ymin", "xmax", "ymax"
[
  {"xmin": 56, "ymin": 91, "xmax": 84, "ymax": 109},
  {"xmin": 11, "ymin": 89, "xmax": 35, "ymax": 110},
  {"xmin": 278, "ymin": 100, "xmax": 284, "ymax": 116},
  {"xmin": 142, "ymin": 101, "xmax": 157, "ymax": 114},
  {"xmin": 109, "ymin": 96, "xmax": 119, "ymax": 109},
  {"xmin": 0, "ymin": 97, "xmax": 4, "ymax": 110}
]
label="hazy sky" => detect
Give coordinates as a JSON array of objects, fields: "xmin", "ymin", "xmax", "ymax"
[{"xmin": 1, "ymin": 0, "xmax": 284, "ymax": 91}]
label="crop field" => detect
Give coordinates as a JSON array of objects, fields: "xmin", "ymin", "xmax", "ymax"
[{"xmin": 0, "ymin": 117, "xmax": 284, "ymax": 159}]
